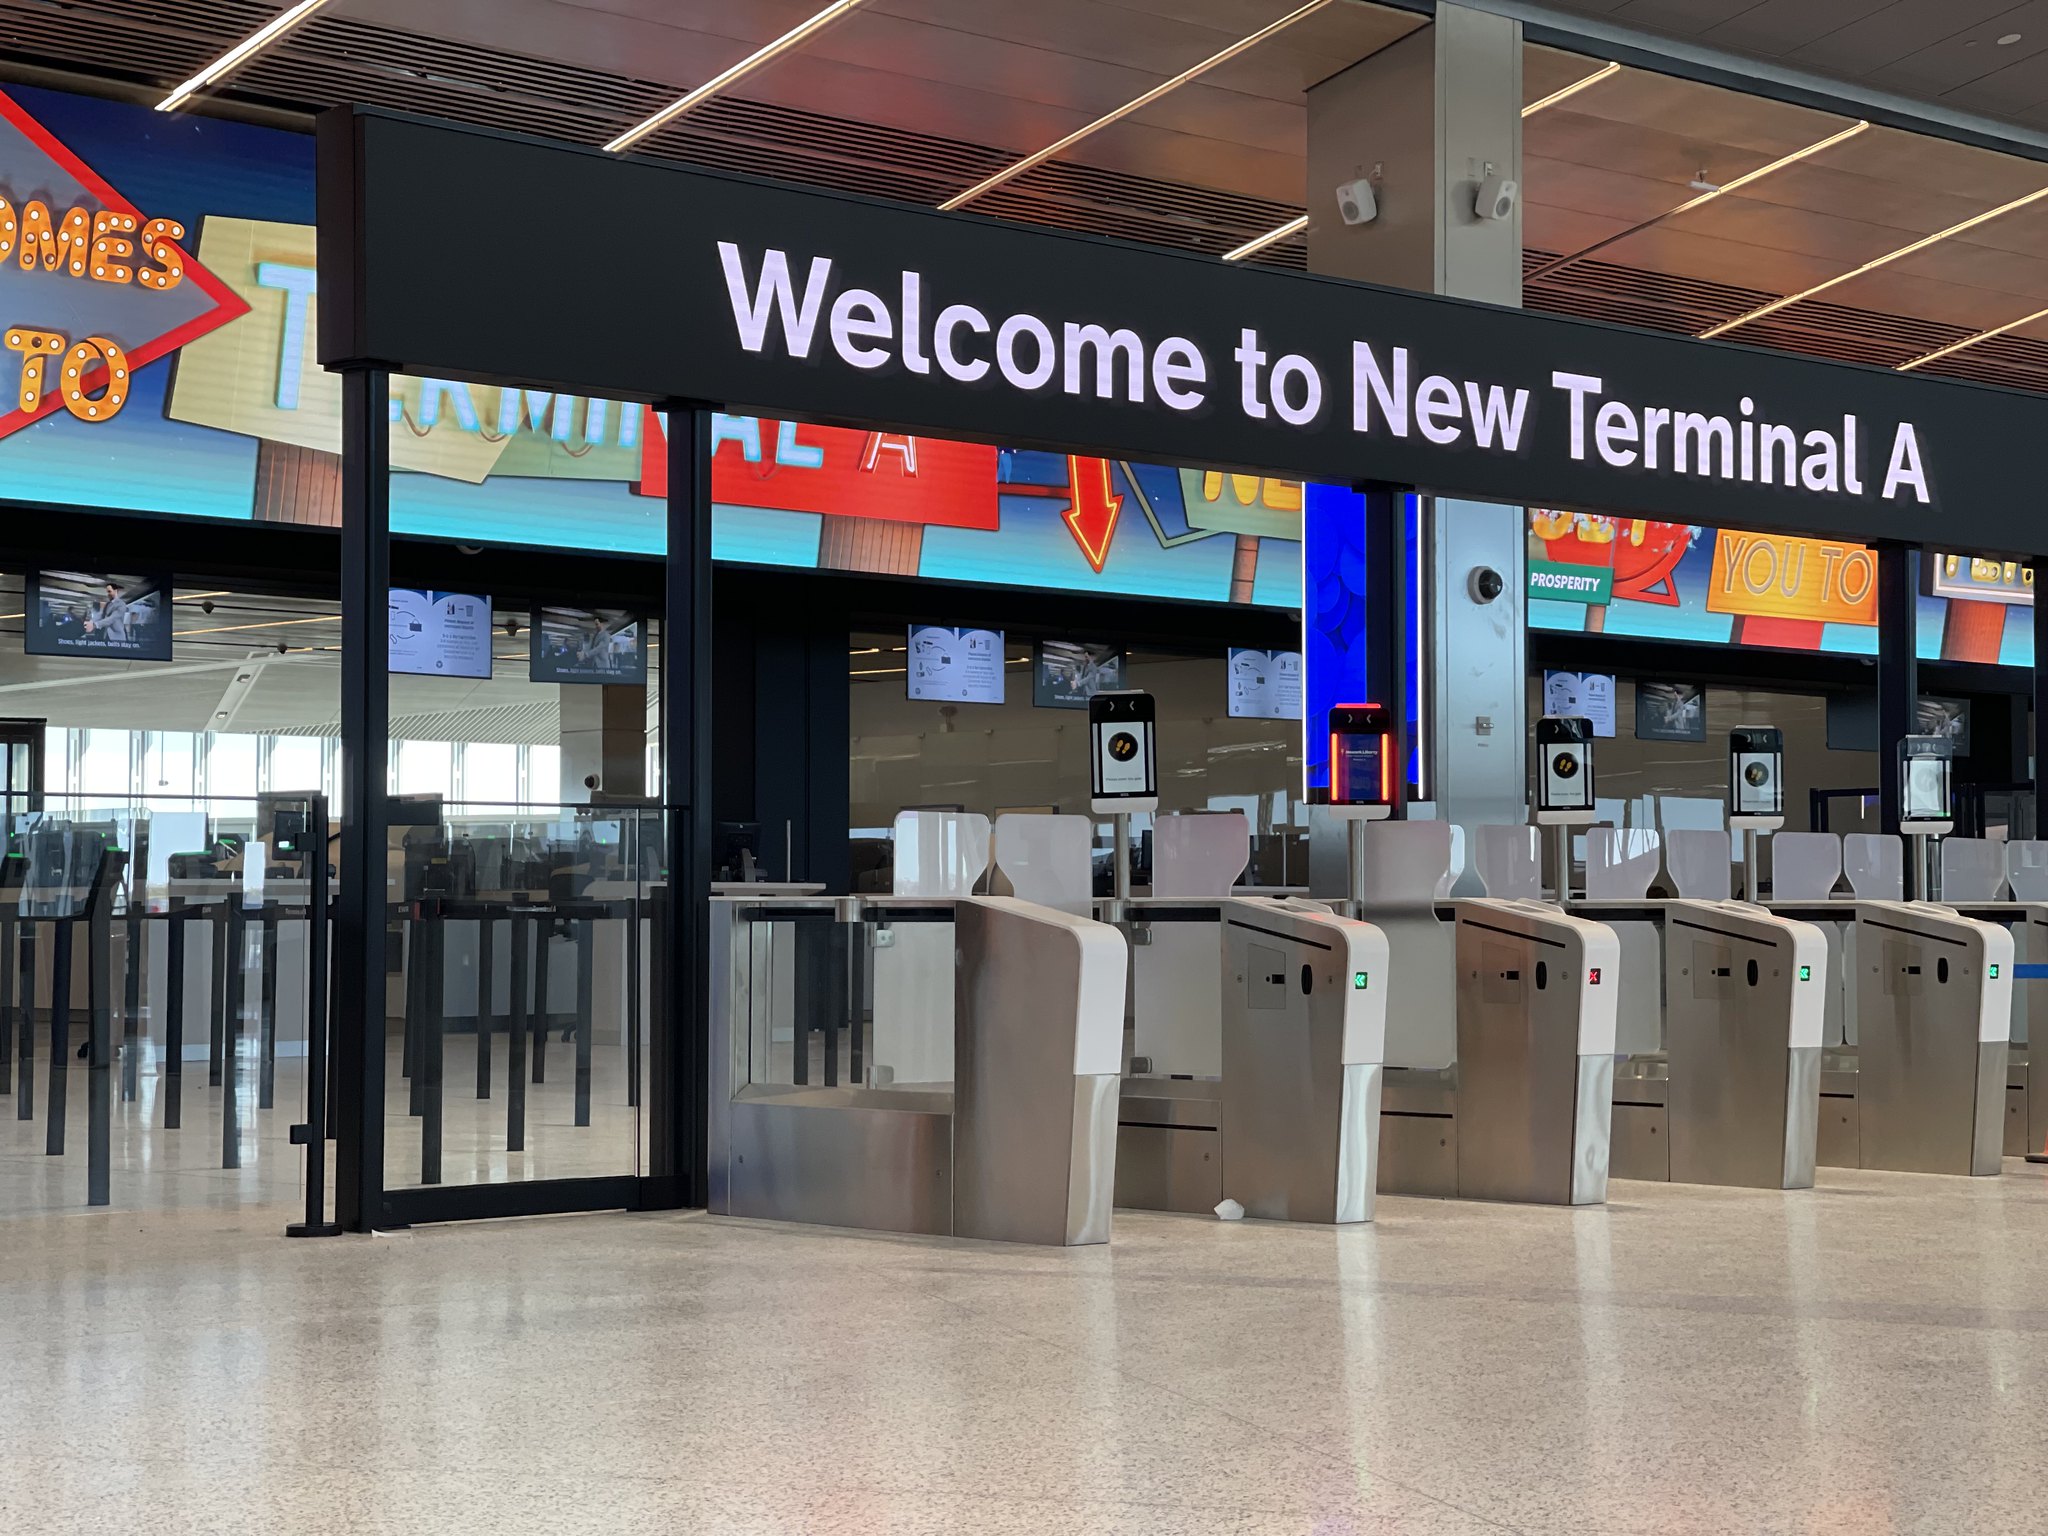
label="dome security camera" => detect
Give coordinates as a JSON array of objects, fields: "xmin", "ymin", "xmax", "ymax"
[{"xmin": 1468, "ymin": 566, "xmax": 1506, "ymax": 604}]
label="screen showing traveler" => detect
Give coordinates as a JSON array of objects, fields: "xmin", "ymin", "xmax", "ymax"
[
  {"xmin": 1228, "ymin": 647, "xmax": 1304, "ymax": 719},
  {"xmin": 25, "ymin": 571, "xmax": 172, "ymax": 660},
  {"xmin": 530, "ymin": 607, "xmax": 646, "ymax": 685},
  {"xmin": 388, "ymin": 589, "xmax": 492, "ymax": 679},
  {"xmin": 1033, "ymin": 641, "xmax": 1123, "ymax": 709},
  {"xmin": 906, "ymin": 625, "xmax": 1004, "ymax": 703}
]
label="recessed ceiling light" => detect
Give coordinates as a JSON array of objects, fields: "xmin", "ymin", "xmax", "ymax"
[{"xmin": 1999, "ymin": 31, "xmax": 2024, "ymax": 44}]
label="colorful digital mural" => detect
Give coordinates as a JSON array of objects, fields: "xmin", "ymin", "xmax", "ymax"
[
  {"xmin": 1526, "ymin": 512, "xmax": 2034, "ymax": 668},
  {"xmin": 0, "ymin": 83, "xmax": 1301, "ymax": 609}
]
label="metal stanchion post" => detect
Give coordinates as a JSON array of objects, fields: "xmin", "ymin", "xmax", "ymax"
[
  {"xmin": 288, "ymin": 796, "xmax": 342, "ymax": 1236},
  {"xmin": 121, "ymin": 909, "xmax": 141, "ymax": 1104},
  {"xmin": 207, "ymin": 905, "xmax": 227, "ymax": 1088},
  {"xmin": 165, "ymin": 912, "xmax": 186, "ymax": 1131},
  {"xmin": 222, "ymin": 899, "xmax": 247, "ymax": 1171},
  {"xmin": 258, "ymin": 908, "xmax": 278, "ymax": 1110},
  {"xmin": 86, "ymin": 855, "xmax": 118, "ymax": 1207},
  {"xmin": 531, "ymin": 914, "xmax": 551, "ymax": 1085},
  {"xmin": 45, "ymin": 918, "xmax": 72, "ymax": 1156},
  {"xmin": 421, "ymin": 905, "xmax": 444, "ymax": 1186},
  {"xmin": 507, "ymin": 912, "xmax": 529, "ymax": 1154},
  {"xmin": 475, "ymin": 914, "xmax": 494, "ymax": 1100},
  {"xmin": 17, "ymin": 922, "xmax": 35, "ymax": 1122},
  {"xmin": 574, "ymin": 914, "xmax": 593, "ymax": 1128},
  {"xmin": 0, "ymin": 907, "xmax": 13, "ymax": 1097}
]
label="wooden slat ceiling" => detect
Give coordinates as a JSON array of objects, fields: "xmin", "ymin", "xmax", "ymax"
[
  {"xmin": 6, "ymin": 2, "xmax": 2048, "ymax": 394},
  {"xmin": 1527, "ymin": 0, "xmax": 2048, "ymax": 132},
  {"xmin": 1518, "ymin": 40, "xmax": 2048, "ymax": 387}
]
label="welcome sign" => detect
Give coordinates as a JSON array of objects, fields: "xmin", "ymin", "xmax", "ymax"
[{"xmin": 318, "ymin": 107, "xmax": 2048, "ymax": 556}]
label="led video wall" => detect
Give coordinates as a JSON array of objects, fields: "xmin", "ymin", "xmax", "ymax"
[
  {"xmin": 0, "ymin": 82, "xmax": 1300, "ymax": 610},
  {"xmin": 1527, "ymin": 513, "xmax": 2033, "ymax": 668}
]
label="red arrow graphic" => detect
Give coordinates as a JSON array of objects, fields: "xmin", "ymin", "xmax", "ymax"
[{"xmin": 1063, "ymin": 455, "xmax": 1123, "ymax": 573}]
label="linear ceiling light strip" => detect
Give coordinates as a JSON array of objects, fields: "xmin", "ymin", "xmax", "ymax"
[
  {"xmin": 1520, "ymin": 60, "xmax": 1619, "ymax": 118},
  {"xmin": 604, "ymin": 0, "xmax": 869, "ymax": 153},
  {"xmin": 1222, "ymin": 214, "xmax": 1309, "ymax": 263},
  {"xmin": 1527, "ymin": 120, "xmax": 1868, "ymax": 284},
  {"xmin": 157, "ymin": 0, "xmax": 333, "ymax": 113},
  {"xmin": 1701, "ymin": 182, "xmax": 2048, "ymax": 339},
  {"xmin": 1899, "ymin": 303, "xmax": 2048, "ymax": 372},
  {"xmin": 940, "ymin": 0, "xmax": 1335, "ymax": 212},
  {"xmin": 1226, "ymin": 57, "xmax": 1618, "ymax": 264}
]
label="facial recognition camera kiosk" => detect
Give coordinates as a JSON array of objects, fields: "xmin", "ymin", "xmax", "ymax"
[
  {"xmin": 1730, "ymin": 726, "xmax": 1785, "ymax": 900},
  {"xmin": 1901, "ymin": 733, "xmax": 1954, "ymax": 899},
  {"xmin": 1323, "ymin": 704, "xmax": 1396, "ymax": 907},
  {"xmin": 1536, "ymin": 715, "xmax": 1595, "ymax": 902},
  {"xmin": 1090, "ymin": 690, "xmax": 1158, "ymax": 906}
]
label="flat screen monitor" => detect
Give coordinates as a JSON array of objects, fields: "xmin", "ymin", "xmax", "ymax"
[
  {"xmin": 530, "ymin": 606, "xmax": 647, "ymax": 685},
  {"xmin": 1033, "ymin": 641, "xmax": 1123, "ymax": 709},
  {"xmin": 1542, "ymin": 669, "xmax": 1616, "ymax": 738},
  {"xmin": 1227, "ymin": 648, "xmax": 1304, "ymax": 720},
  {"xmin": 906, "ymin": 625, "xmax": 1004, "ymax": 703},
  {"xmin": 26, "ymin": 570, "xmax": 171, "ymax": 660},
  {"xmin": 388, "ymin": 589, "xmax": 492, "ymax": 680}
]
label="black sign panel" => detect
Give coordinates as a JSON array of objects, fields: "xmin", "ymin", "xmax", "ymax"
[{"xmin": 318, "ymin": 108, "xmax": 2048, "ymax": 555}]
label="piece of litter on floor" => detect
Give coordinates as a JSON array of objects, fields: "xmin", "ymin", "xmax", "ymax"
[
  {"xmin": 1214, "ymin": 1199, "xmax": 1244, "ymax": 1221},
  {"xmin": 371, "ymin": 1228, "xmax": 414, "ymax": 1239}
]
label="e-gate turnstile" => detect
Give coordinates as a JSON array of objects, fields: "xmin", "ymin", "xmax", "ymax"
[
  {"xmin": 1114, "ymin": 897, "xmax": 1390, "ymax": 1224},
  {"xmin": 1943, "ymin": 898, "xmax": 2044, "ymax": 1159},
  {"xmin": 709, "ymin": 893, "xmax": 1127, "ymax": 1245},
  {"xmin": 1349, "ymin": 820, "xmax": 1623, "ymax": 1207},
  {"xmin": 1772, "ymin": 899, "xmax": 2012, "ymax": 1176},
  {"xmin": 1579, "ymin": 898, "xmax": 1828, "ymax": 1190},
  {"xmin": 1449, "ymin": 898, "xmax": 1620, "ymax": 1206},
  {"xmin": 1217, "ymin": 898, "xmax": 1387, "ymax": 1223},
  {"xmin": 1852, "ymin": 902, "xmax": 2009, "ymax": 1176}
]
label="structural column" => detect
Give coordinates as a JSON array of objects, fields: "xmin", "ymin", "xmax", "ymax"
[
  {"xmin": 335, "ymin": 367, "xmax": 391, "ymax": 1232},
  {"xmin": 1307, "ymin": 3, "xmax": 1526, "ymax": 864},
  {"xmin": 656, "ymin": 404, "xmax": 714, "ymax": 1207},
  {"xmin": 559, "ymin": 684, "xmax": 649, "ymax": 803}
]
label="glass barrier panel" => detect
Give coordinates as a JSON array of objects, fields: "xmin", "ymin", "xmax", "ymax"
[
  {"xmin": 0, "ymin": 792, "xmax": 319, "ymax": 1221},
  {"xmin": 382, "ymin": 799, "xmax": 658, "ymax": 1192}
]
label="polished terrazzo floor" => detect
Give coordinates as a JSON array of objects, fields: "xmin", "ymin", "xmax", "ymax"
[{"xmin": 6, "ymin": 1166, "xmax": 2048, "ymax": 1534}]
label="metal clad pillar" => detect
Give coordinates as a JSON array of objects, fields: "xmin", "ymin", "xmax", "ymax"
[
  {"xmin": 336, "ymin": 367, "xmax": 391, "ymax": 1232},
  {"xmin": 1308, "ymin": 3, "xmax": 1525, "ymax": 861},
  {"xmin": 657, "ymin": 403, "xmax": 714, "ymax": 1208},
  {"xmin": 1877, "ymin": 545, "xmax": 1919, "ymax": 836}
]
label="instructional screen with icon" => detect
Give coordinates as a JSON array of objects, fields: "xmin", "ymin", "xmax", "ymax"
[{"xmin": 906, "ymin": 624, "xmax": 1004, "ymax": 703}]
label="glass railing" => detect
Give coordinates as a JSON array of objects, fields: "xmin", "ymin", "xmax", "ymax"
[{"xmin": 0, "ymin": 791, "xmax": 318, "ymax": 1220}]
